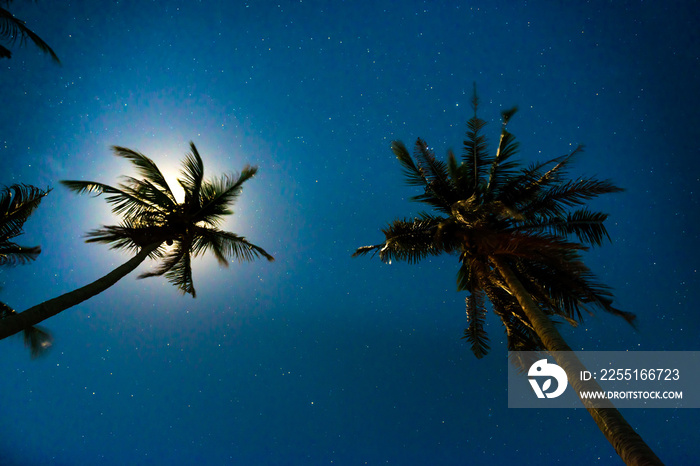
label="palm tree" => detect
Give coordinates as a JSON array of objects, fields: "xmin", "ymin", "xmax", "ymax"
[
  {"xmin": 0, "ymin": 142, "xmax": 273, "ymax": 341},
  {"xmin": 0, "ymin": 0, "xmax": 60, "ymax": 63},
  {"xmin": 0, "ymin": 183, "xmax": 53, "ymax": 357},
  {"xmin": 353, "ymin": 89, "xmax": 662, "ymax": 465}
]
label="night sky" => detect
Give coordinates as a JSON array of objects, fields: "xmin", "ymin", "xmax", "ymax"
[{"xmin": 1, "ymin": 1, "xmax": 699, "ymax": 465}]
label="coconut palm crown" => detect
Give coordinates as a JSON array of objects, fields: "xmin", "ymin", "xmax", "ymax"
[
  {"xmin": 354, "ymin": 91, "xmax": 634, "ymax": 359},
  {"xmin": 353, "ymin": 92, "xmax": 665, "ymax": 465},
  {"xmin": 61, "ymin": 142, "xmax": 274, "ymax": 298}
]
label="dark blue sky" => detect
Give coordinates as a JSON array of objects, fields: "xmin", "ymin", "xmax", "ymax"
[{"xmin": 1, "ymin": 1, "xmax": 698, "ymax": 464}]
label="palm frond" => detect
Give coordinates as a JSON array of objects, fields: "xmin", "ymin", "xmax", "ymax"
[
  {"xmin": 196, "ymin": 166, "xmax": 258, "ymax": 226},
  {"xmin": 462, "ymin": 290, "xmax": 490, "ymax": 358},
  {"xmin": 462, "ymin": 84, "xmax": 490, "ymax": 194},
  {"xmin": 392, "ymin": 140, "xmax": 427, "ymax": 188},
  {"xmin": 485, "ymin": 109, "xmax": 521, "ymax": 198},
  {"xmin": 534, "ymin": 146, "xmax": 582, "ymax": 187},
  {"xmin": 446, "ymin": 149, "xmax": 470, "ymax": 196},
  {"xmin": 0, "ymin": 184, "xmax": 47, "ymax": 266},
  {"xmin": 512, "ymin": 258, "xmax": 586, "ymax": 324},
  {"xmin": 60, "ymin": 179, "xmax": 114, "ymax": 196},
  {"xmin": 491, "ymin": 228, "xmax": 587, "ymax": 259},
  {"xmin": 518, "ymin": 209, "xmax": 613, "ymax": 246},
  {"xmin": 498, "ymin": 148, "xmax": 581, "ymax": 212},
  {"xmin": 353, "ymin": 216, "xmax": 445, "ymax": 264},
  {"xmin": 61, "ymin": 179, "xmax": 164, "ymax": 221},
  {"xmin": 138, "ymin": 240, "xmax": 195, "ymax": 296},
  {"xmin": 409, "ymin": 138, "xmax": 455, "ymax": 212},
  {"xmin": 351, "ymin": 244, "xmax": 381, "ymax": 258},
  {"xmin": 164, "ymin": 246, "xmax": 195, "ymax": 297},
  {"xmin": 192, "ymin": 227, "xmax": 274, "ymax": 263},
  {"xmin": 523, "ymin": 177, "xmax": 623, "ymax": 219},
  {"xmin": 84, "ymin": 222, "xmax": 167, "ymax": 257},
  {"xmin": 83, "ymin": 226, "xmax": 139, "ymax": 252},
  {"xmin": 509, "ymin": 248, "xmax": 636, "ymax": 327},
  {"xmin": 0, "ymin": 184, "xmax": 49, "ymax": 242},
  {"xmin": 110, "ymin": 146, "xmax": 176, "ymax": 202},
  {"xmin": 178, "ymin": 142, "xmax": 205, "ymax": 207},
  {"xmin": 120, "ymin": 176, "xmax": 177, "ymax": 212},
  {"xmin": 0, "ymin": 6, "xmax": 60, "ymax": 63},
  {"xmin": 0, "ymin": 243, "xmax": 41, "ymax": 266},
  {"xmin": 496, "ymin": 155, "xmax": 566, "ymax": 208},
  {"xmin": 456, "ymin": 260, "xmax": 473, "ymax": 292},
  {"xmin": 191, "ymin": 227, "xmax": 228, "ymax": 266}
]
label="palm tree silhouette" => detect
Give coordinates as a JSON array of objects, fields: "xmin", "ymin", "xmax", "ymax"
[
  {"xmin": 354, "ymin": 89, "xmax": 662, "ymax": 465},
  {"xmin": 0, "ymin": 183, "xmax": 53, "ymax": 357},
  {"xmin": 0, "ymin": 143, "xmax": 273, "ymax": 341},
  {"xmin": 0, "ymin": 1, "xmax": 60, "ymax": 63}
]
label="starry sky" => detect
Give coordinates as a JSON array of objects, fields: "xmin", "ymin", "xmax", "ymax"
[{"xmin": 1, "ymin": 1, "xmax": 699, "ymax": 464}]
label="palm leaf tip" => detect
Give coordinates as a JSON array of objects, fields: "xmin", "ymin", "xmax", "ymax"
[
  {"xmin": 501, "ymin": 106, "xmax": 518, "ymax": 124},
  {"xmin": 462, "ymin": 327, "xmax": 490, "ymax": 359},
  {"xmin": 238, "ymin": 242, "xmax": 274, "ymax": 262},
  {"xmin": 351, "ymin": 245, "xmax": 380, "ymax": 258},
  {"xmin": 23, "ymin": 326, "xmax": 53, "ymax": 358},
  {"xmin": 605, "ymin": 301, "xmax": 637, "ymax": 329},
  {"xmin": 245, "ymin": 243, "xmax": 274, "ymax": 262},
  {"xmin": 242, "ymin": 164, "xmax": 259, "ymax": 179},
  {"xmin": 622, "ymin": 311, "xmax": 637, "ymax": 329},
  {"xmin": 59, "ymin": 180, "xmax": 106, "ymax": 196}
]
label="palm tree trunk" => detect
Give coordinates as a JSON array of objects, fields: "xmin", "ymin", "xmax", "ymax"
[
  {"xmin": 491, "ymin": 256, "xmax": 663, "ymax": 466},
  {"xmin": 0, "ymin": 243, "xmax": 161, "ymax": 341}
]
